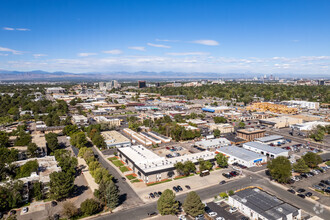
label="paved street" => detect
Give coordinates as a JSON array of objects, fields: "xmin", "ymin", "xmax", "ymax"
[{"xmin": 93, "ymin": 171, "xmax": 330, "ymax": 220}]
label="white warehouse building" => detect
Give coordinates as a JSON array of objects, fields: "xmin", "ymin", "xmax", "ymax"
[
  {"xmin": 243, "ymin": 142, "xmax": 289, "ymax": 159},
  {"xmin": 216, "ymin": 146, "xmax": 267, "ymax": 167}
]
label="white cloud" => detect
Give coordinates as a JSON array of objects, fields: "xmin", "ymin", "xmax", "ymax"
[
  {"xmin": 3, "ymin": 27, "xmax": 30, "ymax": 31},
  {"xmin": 155, "ymin": 39, "xmax": 179, "ymax": 42},
  {"xmin": 33, "ymin": 54, "xmax": 47, "ymax": 58},
  {"xmin": 3, "ymin": 27, "xmax": 15, "ymax": 31},
  {"xmin": 128, "ymin": 46, "xmax": 146, "ymax": 51},
  {"xmin": 77, "ymin": 52, "xmax": 97, "ymax": 57},
  {"xmin": 147, "ymin": 43, "xmax": 171, "ymax": 48},
  {"xmin": 0, "ymin": 46, "xmax": 22, "ymax": 54},
  {"xmin": 0, "ymin": 53, "xmax": 8, "ymax": 56},
  {"xmin": 16, "ymin": 28, "xmax": 30, "ymax": 31},
  {"xmin": 102, "ymin": 49, "xmax": 122, "ymax": 55},
  {"xmin": 166, "ymin": 52, "xmax": 210, "ymax": 56},
  {"xmin": 191, "ymin": 39, "xmax": 219, "ymax": 46}
]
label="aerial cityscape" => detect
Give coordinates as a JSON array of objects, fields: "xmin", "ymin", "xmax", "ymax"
[{"xmin": 0, "ymin": 1, "xmax": 329, "ymax": 220}]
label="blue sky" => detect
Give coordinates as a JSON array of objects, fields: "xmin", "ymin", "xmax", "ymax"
[{"xmin": 1, "ymin": 0, "xmax": 330, "ymax": 74}]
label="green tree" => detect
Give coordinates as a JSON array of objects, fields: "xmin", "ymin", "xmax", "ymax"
[
  {"xmin": 157, "ymin": 189, "xmax": 179, "ymax": 215},
  {"xmin": 302, "ymin": 152, "xmax": 322, "ymax": 168},
  {"xmin": 174, "ymin": 162, "xmax": 185, "ymax": 176},
  {"xmin": 267, "ymin": 156, "xmax": 292, "ymax": 183},
  {"xmin": 27, "ymin": 142, "xmax": 38, "ymax": 158},
  {"xmin": 213, "ymin": 116, "xmax": 227, "ymax": 124},
  {"xmin": 183, "ymin": 191, "xmax": 205, "ymax": 217},
  {"xmin": 293, "ymin": 159, "xmax": 310, "ymax": 173},
  {"xmin": 80, "ymin": 199, "xmax": 100, "ymax": 216},
  {"xmin": 198, "ymin": 158, "xmax": 213, "ymax": 171},
  {"xmin": 213, "ymin": 129, "xmax": 220, "ymax": 137},
  {"xmin": 0, "ymin": 131, "xmax": 10, "ymax": 148},
  {"xmin": 228, "ymin": 190, "xmax": 235, "ymax": 196},
  {"xmin": 70, "ymin": 132, "xmax": 88, "ymax": 149},
  {"xmin": 16, "ymin": 160, "xmax": 39, "ymax": 178},
  {"xmin": 62, "ymin": 125, "xmax": 80, "ymax": 136},
  {"xmin": 45, "ymin": 132, "xmax": 59, "ymax": 152},
  {"xmin": 54, "ymin": 149, "xmax": 77, "ymax": 175},
  {"xmin": 49, "ymin": 171, "xmax": 75, "ymax": 200},
  {"xmin": 238, "ymin": 121, "xmax": 245, "ymax": 128},
  {"xmin": 183, "ymin": 161, "xmax": 196, "ymax": 175},
  {"xmin": 105, "ymin": 180, "xmax": 120, "ymax": 209},
  {"xmin": 219, "ymin": 192, "xmax": 228, "ymax": 198},
  {"xmin": 215, "ymin": 153, "xmax": 228, "ymax": 168},
  {"xmin": 14, "ymin": 131, "xmax": 32, "ymax": 146},
  {"xmin": 32, "ymin": 181, "xmax": 43, "ymax": 200}
]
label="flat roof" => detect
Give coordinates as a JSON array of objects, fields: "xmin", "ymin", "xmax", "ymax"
[
  {"xmin": 244, "ymin": 142, "xmax": 288, "ymax": 155},
  {"xmin": 231, "ymin": 188, "xmax": 300, "ymax": 220},
  {"xmin": 196, "ymin": 138, "xmax": 231, "ymax": 148},
  {"xmin": 255, "ymin": 135, "xmax": 284, "ymax": 143},
  {"xmin": 237, "ymin": 128, "xmax": 265, "ymax": 134},
  {"xmin": 118, "ymin": 145, "xmax": 215, "ymax": 173},
  {"xmin": 101, "ymin": 131, "xmax": 130, "ymax": 145},
  {"xmin": 217, "ymin": 146, "xmax": 266, "ymax": 162}
]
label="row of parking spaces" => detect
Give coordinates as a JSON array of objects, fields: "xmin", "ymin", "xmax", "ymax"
[
  {"xmin": 291, "ymin": 165, "xmax": 329, "ymax": 184},
  {"xmin": 148, "ymin": 185, "xmax": 192, "ymax": 199},
  {"xmin": 205, "ymin": 202, "xmax": 247, "ymax": 220},
  {"xmin": 222, "ymin": 170, "xmax": 240, "ymax": 179}
]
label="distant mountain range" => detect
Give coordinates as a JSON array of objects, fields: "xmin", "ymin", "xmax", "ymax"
[{"xmin": 0, "ymin": 70, "xmax": 328, "ymax": 81}]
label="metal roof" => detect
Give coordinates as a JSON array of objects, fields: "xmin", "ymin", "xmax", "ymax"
[{"xmin": 243, "ymin": 142, "xmax": 288, "ymax": 155}]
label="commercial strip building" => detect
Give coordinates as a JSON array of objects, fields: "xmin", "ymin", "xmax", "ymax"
[
  {"xmin": 290, "ymin": 121, "xmax": 330, "ymax": 131},
  {"xmin": 207, "ymin": 123, "xmax": 234, "ymax": 134},
  {"xmin": 216, "ymin": 146, "xmax": 266, "ymax": 167},
  {"xmin": 229, "ymin": 187, "xmax": 301, "ymax": 220},
  {"xmin": 93, "ymin": 116, "xmax": 121, "ymax": 127},
  {"xmin": 255, "ymin": 135, "xmax": 285, "ymax": 145},
  {"xmin": 117, "ymin": 145, "xmax": 215, "ymax": 183},
  {"xmin": 195, "ymin": 138, "xmax": 231, "ymax": 150},
  {"xmin": 259, "ymin": 116, "xmax": 303, "ymax": 129},
  {"xmin": 283, "ymin": 100, "xmax": 319, "ymax": 110},
  {"xmin": 243, "ymin": 142, "xmax": 289, "ymax": 158},
  {"xmin": 71, "ymin": 115, "xmax": 89, "ymax": 126},
  {"xmin": 237, "ymin": 128, "xmax": 265, "ymax": 141},
  {"xmin": 101, "ymin": 131, "xmax": 131, "ymax": 148},
  {"xmin": 202, "ymin": 106, "xmax": 231, "ymax": 113}
]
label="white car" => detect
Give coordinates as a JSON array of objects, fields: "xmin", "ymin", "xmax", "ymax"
[
  {"xmin": 22, "ymin": 207, "xmax": 29, "ymax": 213},
  {"xmin": 208, "ymin": 212, "xmax": 217, "ymax": 217},
  {"xmin": 216, "ymin": 217, "xmax": 225, "ymax": 220},
  {"xmin": 229, "ymin": 207, "xmax": 237, "ymax": 213}
]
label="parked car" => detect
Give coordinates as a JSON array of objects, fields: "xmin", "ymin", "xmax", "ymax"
[
  {"xmin": 220, "ymin": 180, "xmax": 226, "ymax": 185},
  {"xmin": 53, "ymin": 214, "xmax": 60, "ymax": 220},
  {"xmin": 51, "ymin": 201, "xmax": 58, "ymax": 207},
  {"xmin": 158, "ymin": 191, "xmax": 162, "ymax": 196},
  {"xmin": 147, "ymin": 212, "xmax": 157, "ymax": 217},
  {"xmin": 185, "ymin": 185, "xmax": 191, "ymax": 189},
  {"xmin": 22, "ymin": 207, "xmax": 29, "ymax": 213},
  {"xmin": 287, "ymin": 189, "xmax": 295, "ymax": 194},
  {"xmin": 313, "ymin": 185, "xmax": 322, "ymax": 190},
  {"xmin": 297, "ymin": 194, "xmax": 305, "ymax": 199},
  {"xmin": 319, "ymin": 183, "xmax": 326, "ymax": 188},
  {"xmin": 297, "ymin": 188, "xmax": 306, "ymax": 193},
  {"xmin": 216, "ymin": 217, "xmax": 225, "ymax": 220},
  {"xmin": 229, "ymin": 207, "xmax": 237, "ymax": 213},
  {"xmin": 208, "ymin": 212, "xmax": 217, "ymax": 217},
  {"xmin": 305, "ymin": 192, "xmax": 313, "ymax": 197},
  {"xmin": 173, "ymin": 186, "xmax": 179, "ymax": 193},
  {"xmin": 177, "ymin": 185, "xmax": 183, "ymax": 191},
  {"xmin": 154, "ymin": 192, "xmax": 159, "ymax": 197},
  {"xmin": 149, "ymin": 193, "xmax": 155, "ymax": 198}
]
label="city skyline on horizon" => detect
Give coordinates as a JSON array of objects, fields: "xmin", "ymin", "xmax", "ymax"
[{"xmin": 1, "ymin": 0, "xmax": 330, "ymax": 75}]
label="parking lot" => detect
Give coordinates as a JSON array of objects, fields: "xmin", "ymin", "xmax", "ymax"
[
  {"xmin": 206, "ymin": 202, "xmax": 246, "ymax": 220},
  {"xmin": 289, "ymin": 165, "xmax": 330, "ymax": 206}
]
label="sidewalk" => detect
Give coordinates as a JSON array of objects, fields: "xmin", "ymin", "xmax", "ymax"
[{"xmin": 78, "ymin": 157, "xmax": 99, "ymax": 193}]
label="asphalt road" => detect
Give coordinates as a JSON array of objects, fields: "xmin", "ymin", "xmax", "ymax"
[
  {"xmin": 91, "ymin": 146, "xmax": 144, "ymax": 209},
  {"xmin": 93, "ymin": 172, "xmax": 330, "ymax": 220}
]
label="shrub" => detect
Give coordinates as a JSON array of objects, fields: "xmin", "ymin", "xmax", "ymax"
[
  {"xmin": 80, "ymin": 199, "xmax": 100, "ymax": 216},
  {"xmin": 228, "ymin": 190, "xmax": 235, "ymax": 196},
  {"xmin": 219, "ymin": 192, "xmax": 228, "ymax": 198}
]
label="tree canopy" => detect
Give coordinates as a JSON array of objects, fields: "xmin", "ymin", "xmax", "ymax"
[
  {"xmin": 267, "ymin": 156, "xmax": 291, "ymax": 183},
  {"xmin": 157, "ymin": 189, "xmax": 179, "ymax": 215},
  {"xmin": 183, "ymin": 191, "xmax": 205, "ymax": 217}
]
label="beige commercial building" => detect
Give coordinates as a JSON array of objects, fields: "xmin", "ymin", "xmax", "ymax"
[
  {"xmin": 237, "ymin": 128, "xmax": 265, "ymax": 141},
  {"xmin": 208, "ymin": 123, "xmax": 234, "ymax": 134},
  {"xmin": 259, "ymin": 116, "xmax": 303, "ymax": 128}
]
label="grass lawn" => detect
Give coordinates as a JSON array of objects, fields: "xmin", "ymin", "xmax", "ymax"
[
  {"xmin": 147, "ymin": 179, "xmax": 172, "ymax": 186},
  {"xmin": 108, "ymin": 157, "xmax": 118, "ymax": 161},
  {"xmin": 126, "ymin": 174, "xmax": 136, "ymax": 180},
  {"xmin": 119, "ymin": 166, "xmax": 130, "ymax": 172},
  {"xmin": 131, "ymin": 179, "xmax": 141, "ymax": 183},
  {"xmin": 112, "ymin": 160, "xmax": 124, "ymax": 167}
]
